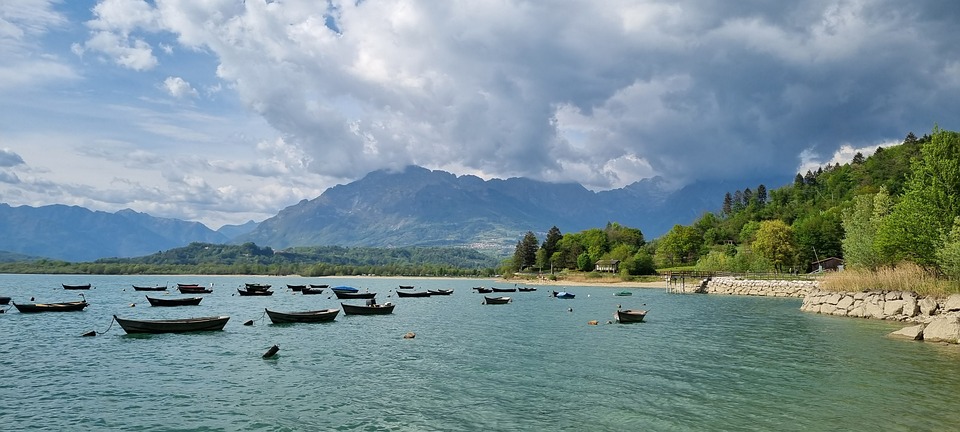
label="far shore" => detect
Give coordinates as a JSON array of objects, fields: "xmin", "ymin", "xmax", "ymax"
[{"xmin": 96, "ymin": 273, "xmax": 670, "ymax": 289}]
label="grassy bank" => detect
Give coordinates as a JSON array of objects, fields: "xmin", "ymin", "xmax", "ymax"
[{"xmin": 820, "ymin": 263, "xmax": 960, "ymax": 296}]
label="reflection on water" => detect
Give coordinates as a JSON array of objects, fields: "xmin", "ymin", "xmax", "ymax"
[{"xmin": 1, "ymin": 274, "xmax": 959, "ymax": 431}]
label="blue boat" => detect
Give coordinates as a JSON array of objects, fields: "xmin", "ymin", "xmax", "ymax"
[
  {"xmin": 331, "ymin": 286, "xmax": 359, "ymax": 293},
  {"xmin": 552, "ymin": 291, "xmax": 575, "ymax": 299}
]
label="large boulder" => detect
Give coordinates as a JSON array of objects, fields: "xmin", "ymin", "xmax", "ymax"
[
  {"xmin": 942, "ymin": 294, "xmax": 960, "ymax": 312},
  {"xmin": 889, "ymin": 324, "xmax": 925, "ymax": 341},
  {"xmin": 922, "ymin": 315, "xmax": 960, "ymax": 343},
  {"xmin": 919, "ymin": 297, "xmax": 939, "ymax": 316}
]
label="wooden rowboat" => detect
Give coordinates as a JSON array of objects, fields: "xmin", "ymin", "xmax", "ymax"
[
  {"xmin": 333, "ymin": 291, "xmax": 376, "ymax": 299},
  {"xmin": 427, "ymin": 289, "xmax": 454, "ymax": 296},
  {"xmin": 398, "ymin": 285, "xmax": 415, "ymax": 289},
  {"xmin": 473, "ymin": 287, "xmax": 493, "ymax": 294},
  {"xmin": 244, "ymin": 283, "xmax": 272, "ymax": 291},
  {"xmin": 133, "ymin": 285, "xmax": 168, "ymax": 291},
  {"xmin": 238, "ymin": 288, "xmax": 273, "ymax": 296},
  {"xmin": 396, "ymin": 290, "xmax": 431, "ymax": 298},
  {"xmin": 286, "ymin": 284, "xmax": 306, "ymax": 291},
  {"xmin": 62, "ymin": 283, "xmax": 91, "ymax": 290},
  {"xmin": 491, "ymin": 287, "xmax": 517, "ymax": 293},
  {"xmin": 146, "ymin": 296, "xmax": 203, "ymax": 307},
  {"xmin": 178, "ymin": 286, "xmax": 212, "ymax": 294},
  {"xmin": 341, "ymin": 302, "xmax": 395, "ymax": 315},
  {"xmin": 265, "ymin": 308, "xmax": 340, "ymax": 323},
  {"xmin": 483, "ymin": 296, "xmax": 511, "ymax": 305},
  {"xmin": 309, "ymin": 284, "xmax": 329, "ymax": 288},
  {"xmin": 517, "ymin": 287, "xmax": 537, "ymax": 292},
  {"xmin": 301, "ymin": 287, "xmax": 325, "ymax": 295},
  {"xmin": 614, "ymin": 309, "xmax": 647, "ymax": 323},
  {"xmin": 113, "ymin": 315, "xmax": 230, "ymax": 334},
  {"xmin": 13, "ymin": 300, "xmax": 88, "ymax": 313}
]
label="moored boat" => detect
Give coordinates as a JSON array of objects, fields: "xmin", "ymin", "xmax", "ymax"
[
  {"xmin": 265, "ymin": 308, "xmax": 340, "ymax": 323},
  {"xmin": 615, "ymin": 309, "xmax": 647, "ymax": 323},
  {"xmin": 614, "ymin": 291, "xmax": 633, "ymax": 296},
  {"xmin": 13, "ymin": 300, "xmax": 88, "ymax": 313},
  {"xmin": 286, "ymin": 284, "xmax": 306, "ymax": 291},
  {"xmin": 396, "ymin": 290, "xmax": 431, "ymax": 298},
  {"xmin": 146, "ymin": 296, "xmax": 203, "ymax": 307},
  {"xmin": 517, "ymin": 287, "xmax": 537, "ymax": 292},
  {"xmin": 334, "ymin": 291, "xmax": 376, "ymax": 299},
  {"xmin": 341, "ymin": 302, "xmax": 395, "ymax": 315},
  {"xmin": 398, "ymin": 285, "xmax": 415, "ymax": 289},
  {"xmin": 62, "ymin": 283, "xmax": 91, "ymax": 290},
  {"xmin": 309, "ymin": 284, "xmax": 329, "ymax": 288},
  {"xmin": 113, "ymin": 315, "xmax": 230, "ymax": 334},
  {"xmin": 483, "ymin": 296, "xmax": 511, "ymax": 305},
  {"xmin": 492, "ymin": 287, "xmax": 517, "ymax": 293},
  {"xmin": 244, "ymin": 283, "xmax": 272, "ymax": 291},
  {"xmin": 331, "ymin": 286, "xmax": 360, "ymax": 293},
  {"xmin": 427, "ymin": 289, "xmax": 454, "ymax": 296},
  {"xmin": 133, "ymin": 285, "xmax": 168, "ymax": 291},
  {"xmin": 0, "ymin": 296, "xmax": 10, "ymax": 305},
  {"xmin": 238, "ymin": 288, "xmax": 274, "ymax": 296},
  {"xmin": 473, "ymin": 287, "xmax": 493, "ymax": 294},
  {"xmin": 178, "ymin": 286, "xmax": 213, "ymax": 294},
  {"xmin": 552, "ymin": 291, "xmax": 575, "ymax": 299},
  {"xmin": 301, "ymin": 287, "xmax": 325, "ymax": 295}
]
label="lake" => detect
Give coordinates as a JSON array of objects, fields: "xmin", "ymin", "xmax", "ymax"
[{"xmin": 2, "ymin": 274, "xmax": 959, "ymax": 431}]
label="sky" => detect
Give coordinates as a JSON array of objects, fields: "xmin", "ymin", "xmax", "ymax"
[{"xmin": 1, "ymin": 0, "xmax": 958, "ymax": 229}]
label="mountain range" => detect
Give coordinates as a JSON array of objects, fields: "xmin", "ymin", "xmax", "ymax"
[{"xmin": 0, "ymin": 166, "xmax": 781, "ymax": 261}]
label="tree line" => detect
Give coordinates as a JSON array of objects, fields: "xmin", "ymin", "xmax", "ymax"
[{"xmin": 505, "ymin": 127, "xmax": 960, "ymax": 282}]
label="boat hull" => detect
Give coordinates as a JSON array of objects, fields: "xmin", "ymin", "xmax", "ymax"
[
  {"xmin": 13, "ymin": 301, "xmax": 88, "ymax": 313},
  {"xmin": 133, "ymin": 285, "xmax": 168, "ymax": 291},
  {"xmin": 146, "ymin": 296, "xmax": 203, "ymax": 307},
  {"xmin": 62, "ymin": 284, "xmax": 91, "ymax": 290},
  {"xmin": 334, "ymin": 291, "xmax": 376, "ymax": 299},
  {"xmin": 0, "ymin": 296, "xmax": 10, "ymax": 305},
  {"xmin": 491, "ymin": 288, "xmax": 516, "ymax": 293},
  {"xmin": 331, "ymin": 286, "xmax": 360, "ymax": 293},
  {"xmin": 483, "ymin": 296, "xmax": 511, "ymax": 305},
  {"xmin": 265, "ymin": 308, "xmax": 340, "ymax": 323},
  {"xmin": 114, "ymin": 315, "xmax": 230, "ymax": 334},
  {"xmin": 341, "ymin": 302, "xmax": 395, "ymax": 315},
  {"xmin": 286, "ymin": 285, "xmax": 306, "ymax": 292},
  {"xmin": 238, "ymin": 288, "xmax": 274, "ymax": 296},
  {"xmin": 178, "ymin": 286, "xmax": 212, "ymax": 294},
  {"xmin": 301, "ymin": 287, "xmax": 325, "ymax": 295},
  {"xmin": 396, "ymin": 290, "xmax": 431, "ymax": 297},
  {"xmin": 615, "ymin": 309, "xmax": 647, "ymax": 323},
  {"xmin": 427, "ymin": 289, "xmax": 454, "ymax": 296}
]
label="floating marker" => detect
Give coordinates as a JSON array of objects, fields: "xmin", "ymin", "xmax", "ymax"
[
  {"xmin": 588, "ymin": 320, "xmax": 598, "ymax": 326},
  {"xmin": 403, "ymin": 332, "xmax": 416, "ymax": 339},
  {"xmin": 263, "ymin": 344, "xmax": 280, "ymax": 358}
]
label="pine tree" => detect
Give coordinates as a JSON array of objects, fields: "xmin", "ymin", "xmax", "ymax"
[
  {"xmin": 722, "ymin": 192, "xmax": 733, "ymax": 216},
  {"xmin": 756, "ymin": 184, "xmax": 767, "ymax": 206}
]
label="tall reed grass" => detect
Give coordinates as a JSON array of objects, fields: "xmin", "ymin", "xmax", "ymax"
[{"xmin": 820, "ymin": 262, "xmax": 959, "ymax": 296}]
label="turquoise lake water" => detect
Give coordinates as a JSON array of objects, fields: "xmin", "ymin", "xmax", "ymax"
[{"xmin": 2, "ymin": 274, "xmax": 960, "ymax": 431}]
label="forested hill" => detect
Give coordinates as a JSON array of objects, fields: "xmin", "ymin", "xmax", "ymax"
[
  {"xmin": 653, "ymin": 130, "xmax": 936, "ymax": 272},
  {"xmin": 90, "ymin": 242, "xmax": 501, "ymax": 276}
]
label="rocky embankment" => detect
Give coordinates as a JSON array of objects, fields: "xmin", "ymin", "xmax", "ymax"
[
  {"xmin": 692, "ymin": 277, "xmax": 960, "ymax": 344},
  {"xmin": 802, "ymin": 289, "xmax": 960, "ymax": 343},
  {"xmin": 684, "ymin": 276, "xmax": 817, "ymax": 297}
]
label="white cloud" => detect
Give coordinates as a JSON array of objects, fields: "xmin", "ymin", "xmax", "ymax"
[{"xmin": 162, "ymin": 76, "xmax": 198, "ymax": 99}]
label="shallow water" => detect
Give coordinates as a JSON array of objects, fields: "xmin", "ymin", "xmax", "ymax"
[{"xmin": 2, "ymin": 274, "xmax": 959, "ymax": 431}]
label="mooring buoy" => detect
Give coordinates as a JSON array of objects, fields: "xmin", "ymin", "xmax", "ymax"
[
  {"xmin": 588, "ymin": 320, "xmax": 598, "ymax": 326},
  {"xmin": 403, "ymin": 332, "xmax": 416, "ymax": 339},
  {"xmin": 263, "ymin": 344, "xmax": 280, "ymax": 358}
]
